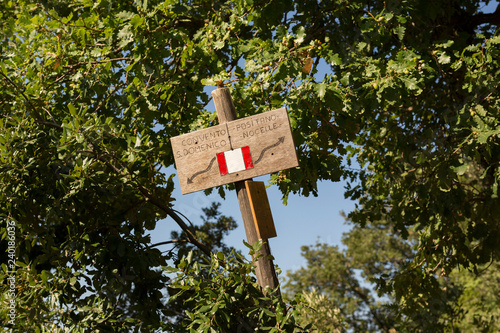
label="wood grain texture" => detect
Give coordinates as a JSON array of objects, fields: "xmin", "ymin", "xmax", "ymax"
[
  {"xmin": 212, "ymin": 88, "xmax": 237, "ymax": 123},
  {"xmin": 245, "ymin": 181, "xmax": 277, "ymax": 239}
]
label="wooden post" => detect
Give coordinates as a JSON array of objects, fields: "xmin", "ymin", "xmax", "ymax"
[
  {"xmin": 245, "ymin": 181, "xmax": 277, "ymax": 240},
  {"xmin": 212, "ymin": 87, "xmax": 279, "ymax": 292}
]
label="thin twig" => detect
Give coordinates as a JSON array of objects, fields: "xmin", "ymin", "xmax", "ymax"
[{"xmin": 150, "ymin": 239, "xmax": 188, "ymax": 248}]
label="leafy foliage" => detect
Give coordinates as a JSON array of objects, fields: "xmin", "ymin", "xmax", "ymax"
[
  {"xmin": 322, "ymin": 1, "xmax": 500, "ymax": 302},
  {"xmin": 286, "ymin": 241, "xmax": 400, "ymax": 332},
  {"xmin": 293, "ymin": 288, "xmax": 344, "ymax": 332},
  {"xmin": 167, "ymin": 242, "xmax": 312, "ymax": 332},
  {"xmin": 285, "ymin": 214, "xmax": 500, "ymax": 332}
]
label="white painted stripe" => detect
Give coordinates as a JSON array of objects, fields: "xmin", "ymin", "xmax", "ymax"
[{"xmin": 224, "ymin": 148, "xmax": 246, "ymax": 173}]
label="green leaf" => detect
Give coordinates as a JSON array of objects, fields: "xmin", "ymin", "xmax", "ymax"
[
  {"xmin": 400, "ymin": 76, "xmax": 419, "ymax": 91},
  {"xmin": 116, "ymin": 11, "xmax": 135, "ymax": 21},
  {"xmin": 477, "ymin": 130, "xmax": 498, "ymax": 144},
  {"xmin": 295, "ymin": 26, "xmax": 306, "ymax": 45},
  {"xmin": 394, "ymin": 26, "xmax": 406, "ymax": 41},
  {"xmin": 452, "ymin": 164, "xmax": 468, "ymax": 176},
  {"xmin": 329, "ymin": 52, "xmax": 342, "ymax": 66},
  {"xmin": 438, "ymin": 52, "xmax": 451, "ymax": 64},
  {"xmin": 198, "ymin": 305, "xmax": 211, "ymax": 313},
  {"xmin": 70, "ymin": 276, "xmax": 77, "ymax": 286},
  {"xmin": 316, "ymin": 83, "xmax": 327, "ymax": 100},
  {"xmin": 68, "ymin": 103, "xmax": 77, "ymax": 116},
  {"xmin": 214, "ymin": 40, "xmax": 225, "ymax": 50},
  {"xmin": 130, "ymin": 15, "xmax": 144, "ymax": 29}
]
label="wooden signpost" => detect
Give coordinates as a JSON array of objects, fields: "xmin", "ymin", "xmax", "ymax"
[
  {"xmin": 170, "ymin": 87, "xmax": 299, "ymax": 291},
  {"xmin": 171, "ymin": 107, "xmax": 298, "ymax": 194}
]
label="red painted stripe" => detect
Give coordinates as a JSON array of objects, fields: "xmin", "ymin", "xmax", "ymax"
[
  {"xmin": 217, "ymin": 152, "xmax": 228, "ymax": 175},
  {"xmin": 241, "ymin": 146, "xmax": 253, "ymax": 169}
]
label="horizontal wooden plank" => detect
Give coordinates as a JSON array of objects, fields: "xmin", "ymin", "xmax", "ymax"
[{"xmin": 171, "ymin": 108, "xmax": 299, "ymax": 194}]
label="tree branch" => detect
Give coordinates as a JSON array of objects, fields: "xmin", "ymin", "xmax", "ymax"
[
  {"xmin": 349, "ymin": 282, "xmax": 393, "ymax": 332},
  {"xmin": 134, "ymin": 183, "xmax": 212, "ymax": 257},
  {"xmin": 150, "ymin": 239, "xmax": 188, "ymax": 248}
]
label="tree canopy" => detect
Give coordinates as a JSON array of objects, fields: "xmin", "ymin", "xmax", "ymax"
[
  {"xmin": 1, "ymin": 0, "xmax": 500, "ymax": 331},
  {"xmin": 285, "ymin": 212, "xmax": 500, "ymax": 332}
]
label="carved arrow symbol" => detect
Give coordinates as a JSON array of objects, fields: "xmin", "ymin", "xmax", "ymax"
[
  {"xmin": 254, "ymin": 136, "xmax": 285, "ymax": 165},
  {"xmin": 187, "ymin": 156, "xmax": 217, "ymax": 184}
]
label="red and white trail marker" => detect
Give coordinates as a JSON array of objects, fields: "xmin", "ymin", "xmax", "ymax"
[{"xmin": 217, "ymin": 146, "xmax": 253, "ymax": 175}]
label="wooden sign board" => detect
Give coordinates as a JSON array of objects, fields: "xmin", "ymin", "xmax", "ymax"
[{"xmin": 171, "ymin": 107, "xmax": 298, "ymax": 194}]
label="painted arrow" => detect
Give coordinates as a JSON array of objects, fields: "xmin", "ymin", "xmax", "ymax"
[
  {"xmin": 254, "ymin": 136, "xmax": 285, "ymax": 165},
  {"xmin": 187, "ymin": 156, "xmax": 217, "ymax": 184}
]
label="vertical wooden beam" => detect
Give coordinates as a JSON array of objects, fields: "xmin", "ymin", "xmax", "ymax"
[
  {"xmin": 245, "ymin": 181, "xmax": 277, "ymax": 240},
  {"xmin": 211, "ymin": 87, "xmax": 279, "ymax": 292}
]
